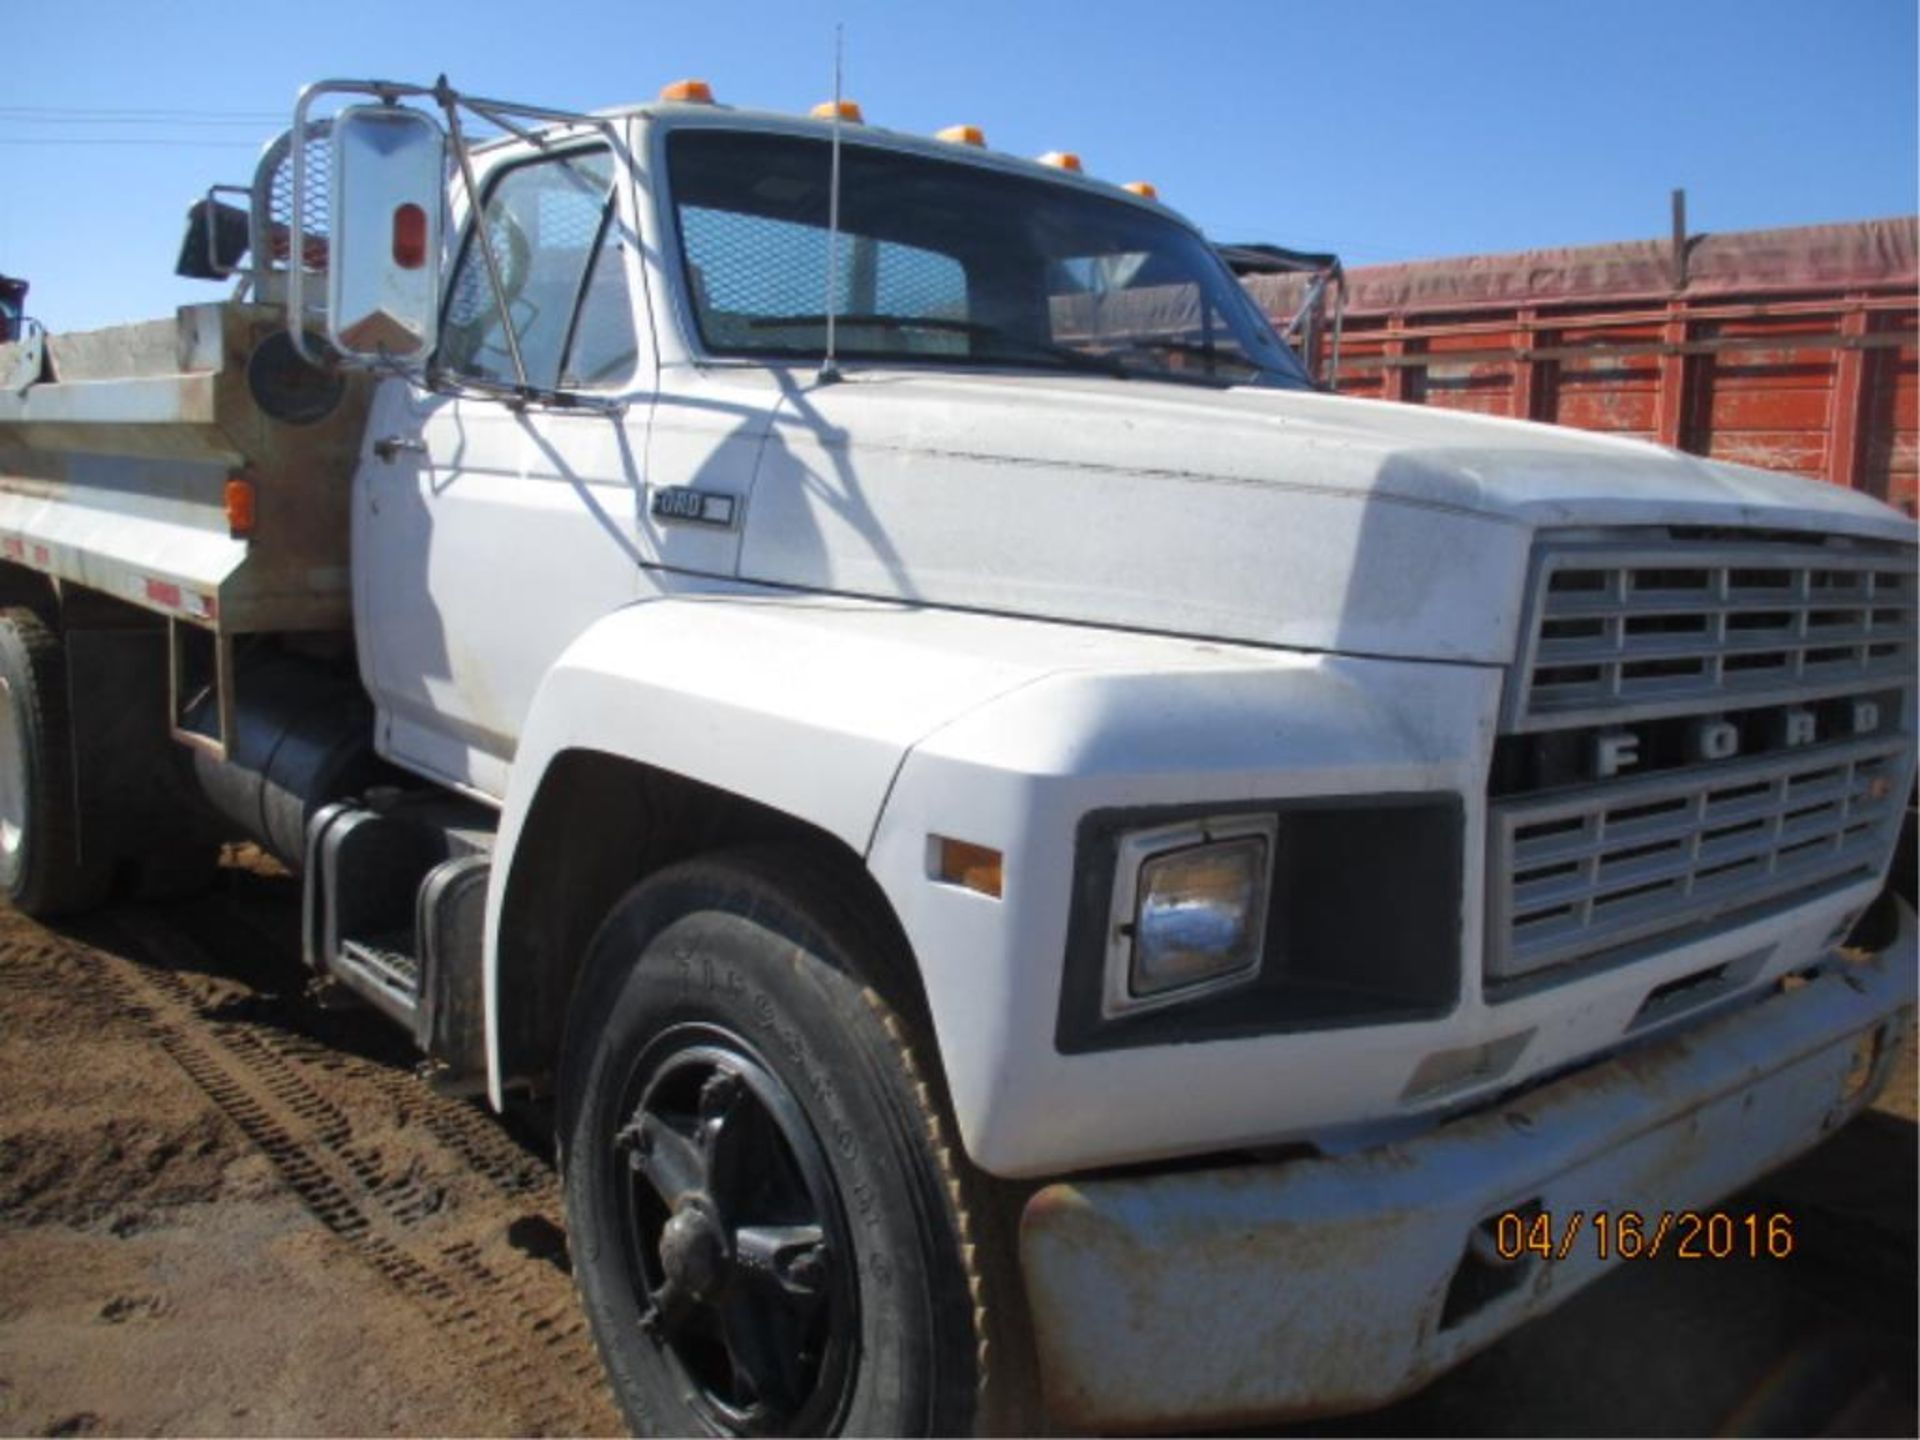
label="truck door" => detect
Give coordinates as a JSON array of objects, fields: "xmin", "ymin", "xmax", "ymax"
[{"xmin": 354, "ymin": 140, "xmax": 652, "ymax": 800}]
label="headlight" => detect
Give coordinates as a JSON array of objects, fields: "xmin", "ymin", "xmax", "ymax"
[
  {"xmin": 1059, "ymin": 797, "xmax": 1461, "ymax": 1054},
  {"xmin": 1104, "ymin": 815, "xmax": 1276, "ymax": 1017}
]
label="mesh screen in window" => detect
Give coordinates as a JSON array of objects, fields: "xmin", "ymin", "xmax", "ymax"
[{"xmin": 681, "ymin": 206, "xmax": 968, "ymax": 355}]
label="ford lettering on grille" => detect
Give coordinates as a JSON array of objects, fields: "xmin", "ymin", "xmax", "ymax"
[{"xmin": 1591, "ymin": 698, "xmax": 1885, "ymax": 779}]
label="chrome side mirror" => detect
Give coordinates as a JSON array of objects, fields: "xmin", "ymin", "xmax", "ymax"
[{"xmin": 327, "ymin": 105, "xmax": 446, "ymax": 362}]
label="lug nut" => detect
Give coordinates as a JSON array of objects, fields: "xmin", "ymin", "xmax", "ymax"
[
  {"xmin": 784, "ymin": 1244, "xmax": 827, "ymax": 1293},
  {"xmin": 614, "ymin": 1120, "xmax": 653, "ymax": 1159}
]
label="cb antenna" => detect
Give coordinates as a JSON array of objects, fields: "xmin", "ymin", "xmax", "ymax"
[{"xmin": 819, "ymin": 22, "xmax": 845, "ymax": 385}]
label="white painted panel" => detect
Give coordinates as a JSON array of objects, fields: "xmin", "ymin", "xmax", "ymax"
[{"xmin": 356, "ymin": 385, "xmax": 646, "ymax": 794}]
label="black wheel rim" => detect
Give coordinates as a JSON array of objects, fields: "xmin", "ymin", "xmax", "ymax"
[{"xmin": 611, "ymin": 1024, "xmax": 859, "ymax": 1435}]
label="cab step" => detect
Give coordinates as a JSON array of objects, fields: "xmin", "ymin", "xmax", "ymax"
[
  {"xmin": 331, "ymin": 930, "xmax": 420, "ymax": 1028},
  {"xmin": 303, "ymin": 790, "xmax": 495, "ymax": 1091}
]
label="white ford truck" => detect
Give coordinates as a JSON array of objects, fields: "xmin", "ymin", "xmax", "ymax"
[{"xmin": 0, "ymin": 77, "xmax": 1914, "ymax": 1436}]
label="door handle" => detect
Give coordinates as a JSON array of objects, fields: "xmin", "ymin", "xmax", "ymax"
[{"xmin": 373, "ymin": 434, "xmax": 427, "ymax": 462}]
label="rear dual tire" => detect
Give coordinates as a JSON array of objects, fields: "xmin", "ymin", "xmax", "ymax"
[{"xmin": 0, "ymin": 608, "xmax": 110, "ymax": 916}]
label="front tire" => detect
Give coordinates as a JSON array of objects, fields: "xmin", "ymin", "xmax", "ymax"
[
  {"xmin": 559, "ymin": 851, "xmax": 986, "ymax": 1437},
  {"xmin": 0, "ymin": 607, "xmax": 109, "ymax": 916}
]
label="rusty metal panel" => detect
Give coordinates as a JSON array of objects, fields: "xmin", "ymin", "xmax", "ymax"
[
  {"xmin": 1415, "ymin": 327, "xmax": 1526, "ymax": 418},
  {"xmin": 1553, "ymin": 318, "xmax": 1668, "ymax": 438},
  {"xmin": 1863, "ymin": 320, "xmax": 1918, "ymax": 513},
  {"xmin": 1247, "ymin": 219, "xmax": 1919, "ymax": 517},
  {"xmin": 1697, "ymin": 312, "xmax": 1841, "ymax": 478}
]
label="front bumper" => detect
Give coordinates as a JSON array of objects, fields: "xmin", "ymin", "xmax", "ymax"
[{"xmin": 1018, "ymin": 901, "xmax": 1916, "ymax": 1432}]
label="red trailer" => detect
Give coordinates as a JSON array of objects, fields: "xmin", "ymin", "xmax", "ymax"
[{"xmin": 1243, "ymin": 216, "xmax": 1919, "ymax": 516}]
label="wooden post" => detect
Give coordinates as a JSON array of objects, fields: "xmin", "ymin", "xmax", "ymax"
[
  {"xmin": 1384, "ymin": 316, "xmax": 1409, "ymax": 403},
  {"xmin": 1670, "ymin": 188, "xmax": 1688, "ymax": 292},
  {"xmin": 1513, "ymin": 307, "xmax": 1540, "ymax": 422},
  {"xmin": 1827, "ymin": 301, "xmax": 1872, "ymax": 491},
  {"xmin": 1655, "ymin": 300, "xmax": 1690, "ymax": 449},
  {"xmin": 1655, "ymin": 191, "xmax": 1692, "ymax": 448}
]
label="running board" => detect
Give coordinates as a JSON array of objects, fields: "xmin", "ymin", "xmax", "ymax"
[
  {"xmin": 304, "ymin": 791, "xmax": 494, "ymax": 1091},
  {"xmin": 331, "ymin": 930, "xmax": 420, "ymax": 1031}
]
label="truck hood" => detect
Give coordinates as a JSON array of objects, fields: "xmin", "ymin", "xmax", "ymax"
[{"xmin": 737, "ymin": 371, "xmax": 1916, "ymax": 666}]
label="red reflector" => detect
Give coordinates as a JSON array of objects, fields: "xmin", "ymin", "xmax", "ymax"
[{"xmin": 392, "ymin": 203, "xmax": 429, "ymax": 270}]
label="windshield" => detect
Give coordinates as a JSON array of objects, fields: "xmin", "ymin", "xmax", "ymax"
[{"xmin": 664, "ymin": 128, "xmax": 1311, "ymax": 389}]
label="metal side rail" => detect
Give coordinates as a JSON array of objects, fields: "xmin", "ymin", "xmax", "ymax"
[{"xmin": 1018, "ymin": 900, "xmax": 1917, "ymax": 1432}]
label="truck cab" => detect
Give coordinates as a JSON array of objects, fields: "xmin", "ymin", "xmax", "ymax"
[
  {"xmin": 353, "ymin": 97, "xmax": 1312, "ymax": 797},
  {"xmin": 0, "ymin": 78, "xmax": 1913, "ymax": 1436}
]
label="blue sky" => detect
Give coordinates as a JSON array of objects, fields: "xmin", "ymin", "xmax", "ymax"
[{"xmin": 5, "ymin": 0, "xmax": 1915, "ymax": 332}]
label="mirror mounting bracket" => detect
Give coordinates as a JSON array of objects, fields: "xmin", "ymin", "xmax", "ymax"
[{"xmin": 286, "ymin": 76, "xmax": 616, "ymax": 378}]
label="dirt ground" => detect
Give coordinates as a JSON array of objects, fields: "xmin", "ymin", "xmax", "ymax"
[{"xmin": 0, "ymin": 857, "xmax": 1913, "ymax": 1438}]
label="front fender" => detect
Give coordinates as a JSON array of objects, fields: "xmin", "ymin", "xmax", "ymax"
[{"xmin": 483, "ymin": 591, "xmax": 1057, "ymax": 1103}]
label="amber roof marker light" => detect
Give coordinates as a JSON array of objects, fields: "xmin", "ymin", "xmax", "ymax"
[
  {"xmin": 658, "ymin": 78, "xmax": 715, "ymax": 104},
  {"xmin": 811, "ymin": 99, "xmax": 865, "ymax": 123},
  {"xmin": 936, "ymin": 124, "xmax": 987, "ymax": 146},
  {"xmin": 1037, "ymin": 150, "xmax": 1084, "ymax": 172}
]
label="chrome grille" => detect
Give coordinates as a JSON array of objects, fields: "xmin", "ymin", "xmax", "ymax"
[
  {"xmin": 1489, "ymin": 736, "xmax": 1909, "ymax": 982},
  {"xmin": 1509, "ymin": 543, "xmax": 1915, "ymax": 731}
]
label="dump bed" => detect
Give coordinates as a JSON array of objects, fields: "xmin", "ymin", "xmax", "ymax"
[{"xmin": 0, "ymin": 302, "xmax": 369, "ymax": 634}]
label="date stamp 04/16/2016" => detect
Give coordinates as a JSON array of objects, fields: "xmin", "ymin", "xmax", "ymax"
[{"xmin": 1492, "ymin": 1209, "xmax": 1797, "ymax": 1263}]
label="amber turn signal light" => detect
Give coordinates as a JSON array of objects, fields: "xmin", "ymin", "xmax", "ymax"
[
  {"xmin": 225, "ymin": 474, "xmax": 256, "ymax": 539},
  {"xmin": 931, "ymin": 836, "xmax": 1004, "ymax": 899}
]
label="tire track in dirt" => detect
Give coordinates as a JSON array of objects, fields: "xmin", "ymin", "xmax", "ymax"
[
  {"xmin": 4, "ymin": 910, "xmax": 618, "ymax": 1435},
  {"xmin": 118, "ymin": 912, "xmax": 614, "ymax": 1395},
  {"xmin": 140, "ymin": 896, "xmax": 553, "ymax": 1202}
]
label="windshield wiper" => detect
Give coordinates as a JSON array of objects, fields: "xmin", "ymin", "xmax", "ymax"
[
  {"xmin": 965, "ymin": 324, "xmax": 1136, "ymax": 379},
  {"xmin": 746, "ymin": 313, "xmax": 1132, "ymax": 378}
]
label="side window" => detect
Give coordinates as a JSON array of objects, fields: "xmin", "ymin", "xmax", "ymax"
[
  {"xmin": 560, "ymin": 220, "xmax": 639, "ymax": 387},
  {"xmin": 440, "ymin": 147, "xmax": 637, "ymax": 389}
]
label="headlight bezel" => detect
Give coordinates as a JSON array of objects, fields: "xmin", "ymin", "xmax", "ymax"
[{"xmin": 1056, "ymin": 795, "xmax": 1464, "ymax": 1055}]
